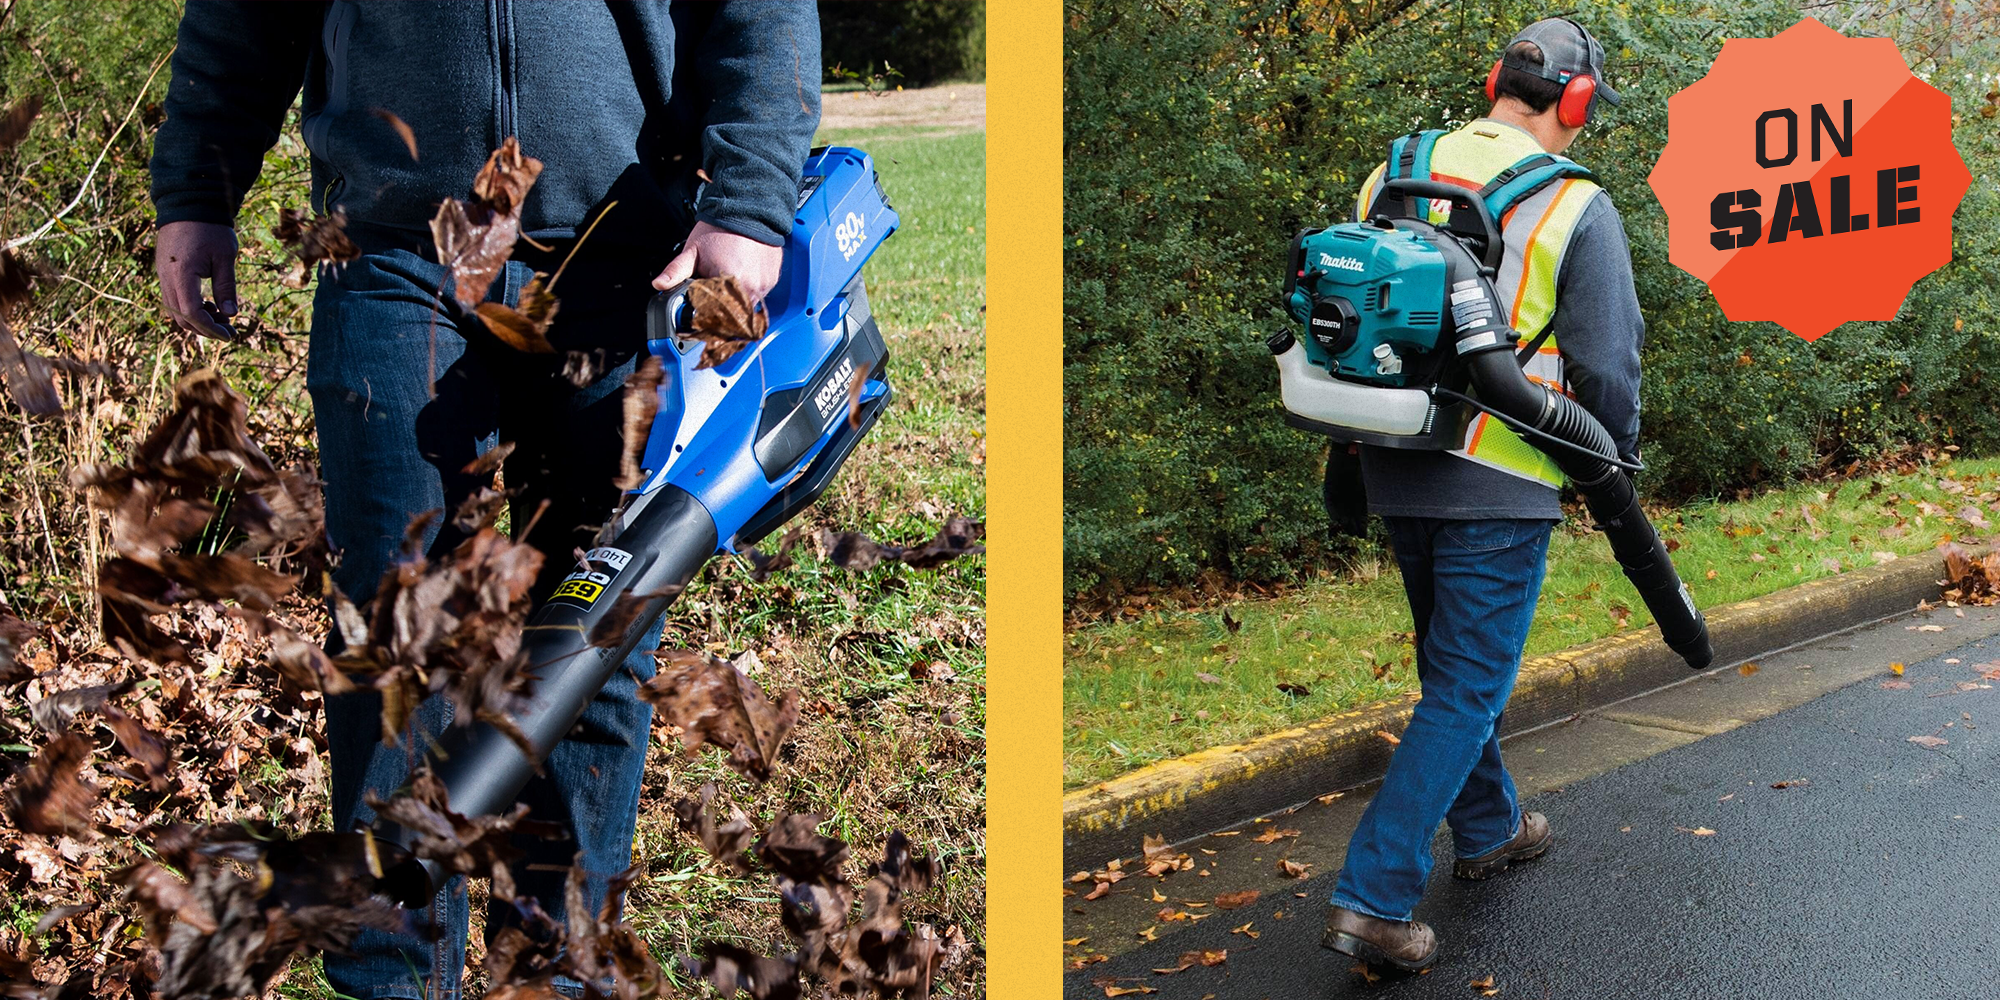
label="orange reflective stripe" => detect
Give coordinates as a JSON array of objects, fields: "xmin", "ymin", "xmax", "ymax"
[{"xmin": 1509, "ymin": 178, "xmax": 1576, "ymax": 328}]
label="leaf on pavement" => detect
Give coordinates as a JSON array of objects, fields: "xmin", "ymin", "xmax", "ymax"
[
  {"xmin": 1152, "ymin": 949, "xmax": 1226, "ymax": 975},
  {"xmin": 1674, "ymin": 826, "xmax": 1717, "ymax": 836},
  {"xmin": 1250, "ymin": 827, "xmax": 1298, "ymax": 844},
  {"xmin": 1212, "ymin": 890, "xmax": 1259, "ymax": 909},
  {"xmin": 1941, "ymin": 542, "xmax": 2000, "ymax": 605},
  {"xmin": 1907, "ymin": 734, "xmax": 1948, "ymax": 748}
]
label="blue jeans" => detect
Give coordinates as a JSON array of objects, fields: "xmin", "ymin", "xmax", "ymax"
[
  {"xmin": 1331, "ymin": 516, "xmax": 1556, "ymax": 922},
  {"xmin": 308, "ymin": 241, "xmax": 670, "ymax": 1000}
]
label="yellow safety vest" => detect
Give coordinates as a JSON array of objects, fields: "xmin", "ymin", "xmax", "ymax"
[{"xmin": 1354, "ymin": 120, "xmax": 1602, "ymax": 489}]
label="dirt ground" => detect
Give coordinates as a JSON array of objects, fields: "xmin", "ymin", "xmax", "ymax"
[{"xmin": 820, "ymin": 82, "xmax": 986, "ymax": 131}]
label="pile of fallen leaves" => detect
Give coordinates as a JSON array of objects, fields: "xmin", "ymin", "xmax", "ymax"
[
  {"xmin": 1941, "ymin": 542, "xmax": 2000, "ymax": 606},
  {"xmin": 3, "ymin": 364, "xmax": 978, "ymax": 999}
]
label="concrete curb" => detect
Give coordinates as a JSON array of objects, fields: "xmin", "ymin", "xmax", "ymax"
[{"xmin": 1062, "ymin": 545, "xmax": 1981, "ymax": 871}]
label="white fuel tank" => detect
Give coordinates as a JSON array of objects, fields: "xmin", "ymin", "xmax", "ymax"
[{"xmin": 1273, "ymin": 339, "xmax": 1436, "ymax": 436}]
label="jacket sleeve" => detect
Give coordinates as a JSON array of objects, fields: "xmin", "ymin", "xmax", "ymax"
[
  {"xmin": 689, "ymin": 1, "xmax": 821, "ymax": 246},
  {"xmin": 1552, "ymin": 192, "xmax": 1645, "ymax": 460},
  {"xmin": 149, "ymin": 1, "xmax": 319, "ymax": 227}
]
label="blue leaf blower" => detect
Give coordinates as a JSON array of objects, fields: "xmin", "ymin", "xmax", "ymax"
[{"xmin": 374, "ymin": 146, "xmax": 898, "ymax": 904}]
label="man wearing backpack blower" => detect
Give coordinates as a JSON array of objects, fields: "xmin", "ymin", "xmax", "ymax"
[{"xmin": 1306, "ymin": 19, "xmax": 1650, "ymax": 969}]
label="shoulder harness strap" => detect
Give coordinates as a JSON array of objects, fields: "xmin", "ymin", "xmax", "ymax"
[{"xmin": 1479, "ymin": 152, "xmax": 1597, "ymax": 219}]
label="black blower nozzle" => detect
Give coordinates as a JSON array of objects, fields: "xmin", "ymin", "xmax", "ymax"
[
  {"xmin": 372, "ymin": 485, "xmax": 719, "ymax": 907},
  {"xmin": 1432, "ymin": 227, "xmax": 1713, "ymax": 672}
]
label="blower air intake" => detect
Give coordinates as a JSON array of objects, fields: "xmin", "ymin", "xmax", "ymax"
[{"xmin": 1274, "ymin": 175, "xmax": 1713, "ymax": 672}]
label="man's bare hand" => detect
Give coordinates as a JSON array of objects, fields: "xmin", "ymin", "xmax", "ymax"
[
  {"xmin": 156, "ymin": 220, "xmax": 241, "ymax": 340},
  {"xmin": 652, "ymin": 221, "xmax": 783, "ymax": 304}
]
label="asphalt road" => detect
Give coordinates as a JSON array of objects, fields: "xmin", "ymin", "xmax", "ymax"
[{"xmin": 1066, "ymin": 613, "xmax": 2000, "ymax": 1000}]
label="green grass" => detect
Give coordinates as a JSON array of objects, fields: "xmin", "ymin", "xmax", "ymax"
[{"xmin": 1064, "ymin": 457, "xmax": 2000, "ymax": 789}]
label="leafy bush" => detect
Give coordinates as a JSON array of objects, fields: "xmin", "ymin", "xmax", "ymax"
[
  {"xmin": 1064, "ymin": 0, "xmax": 2000, "ymax": 597},
  {"xmin": 819, "ymin": 1, "xmax": 986, "ymax": 86}
]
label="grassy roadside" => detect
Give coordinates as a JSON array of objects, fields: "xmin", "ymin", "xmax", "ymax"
[{"xmin": 1064, "ymin": 457, "xmax": 2000, "ymax": 789}]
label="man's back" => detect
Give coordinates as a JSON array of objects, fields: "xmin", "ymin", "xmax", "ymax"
[{"xmin": 1347, "ymin": 118, "xmax": 1645, "ymax": 521}]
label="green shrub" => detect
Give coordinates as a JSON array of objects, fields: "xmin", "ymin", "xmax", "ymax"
[
  {"xmin": 1063, "ymin": 0, "xmax": 2000, "ymax": 598},
  {"xmin": 819, "ymin": 1, "xmax": 986, "ymax": 87}
]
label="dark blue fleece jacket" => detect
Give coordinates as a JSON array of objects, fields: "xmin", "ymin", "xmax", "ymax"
[{"xmin": 149, "ymin": 1, "xmax": 820, "ymax": 249}]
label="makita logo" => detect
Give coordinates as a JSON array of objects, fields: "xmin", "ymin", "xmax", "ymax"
[
  {"xmin": 1318, "ymin": 253, "xmax": 1365, "ymax": 272},
  {"xmin": 813, "ymin": 356, "xmax": 856, "ymax": 420}
]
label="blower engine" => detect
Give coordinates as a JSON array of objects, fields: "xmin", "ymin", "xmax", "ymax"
[{"xmin": 1272, "ymin": 160, "xmax": 1713, "ymax": 672}]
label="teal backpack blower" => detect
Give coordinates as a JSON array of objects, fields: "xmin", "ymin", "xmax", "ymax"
[{"xmin": 1272, "ymin": 169, "xmax": 1713, "ymax": 671}]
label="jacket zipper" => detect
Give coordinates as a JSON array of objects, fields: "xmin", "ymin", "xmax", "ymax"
[{"xmin": 495, "ymin": 0, "xmax": 516, "ymax": 141}]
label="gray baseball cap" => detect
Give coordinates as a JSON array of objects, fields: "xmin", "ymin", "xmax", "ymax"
[{"xmin": 1502, "ymin": 17, "xmax": 1621, "ymax": 107}]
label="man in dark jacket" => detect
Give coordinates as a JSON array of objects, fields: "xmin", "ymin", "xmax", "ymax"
[{"xmin": 148, "ymin": 4, "xmax": 819, "ymax": 997}]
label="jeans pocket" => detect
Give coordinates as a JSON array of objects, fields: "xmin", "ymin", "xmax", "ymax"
[{"xmin": 1441, "ymin": 519, "xmax": 1518, "ymax": 553}]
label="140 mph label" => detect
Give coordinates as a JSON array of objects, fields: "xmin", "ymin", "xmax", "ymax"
[{"xmin": 549, "ymin": 547, "xmax": 632, "ymax": 609}]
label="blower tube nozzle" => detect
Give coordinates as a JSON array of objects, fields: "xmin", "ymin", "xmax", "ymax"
[{"xmin": 1435, "ymin": 231, "xmax": 1713, "ymax": 671}]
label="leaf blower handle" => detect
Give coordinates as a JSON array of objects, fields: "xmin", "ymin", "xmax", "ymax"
[{"xmin": 647, "ymin": 279, "xmax": 694, "ymax": 341}]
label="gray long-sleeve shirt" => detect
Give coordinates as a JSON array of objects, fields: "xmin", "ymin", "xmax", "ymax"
[
  {"xmin": 149, "ymin": 1, "xmax": 821, "ymax": 250},
  {"xmin": 1359, "ymin": 191, "xmax": 1645, "ymax": 520}
]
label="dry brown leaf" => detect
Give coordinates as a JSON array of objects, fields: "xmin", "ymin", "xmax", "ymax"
[
  {"xmin": 1152, "ymin": 948, "xmax": 1226, "ymax": 975},
  {"xmin": 1251, "ymin": 827, "xmax": 1298, "ymax": 844},
  {"xmin": 431, "ymin": 137, "xmax": 544, "ymax": 308},
  {"xmin": 0, "ymin": 94, "xmax": 42, "ymax": 154},
  {"xmin": 616, "ymin": 355, "xmax": 664, "ymax": 491},
  {"xmin": 371, "ymin": 108, "xmax": 418, "ymax": 160},
  {"xmin": 845, "ymin": 359, "xmax": 872, "ymax": 429},
  {"xmin": 0, "ymin": 315, "xmax": 60, "ymax": 416},
  {"xmin": 640, "ymin": 648, "xmax": 799, "ymax": 782},
  {"xmin": 5, "ymin": 733, "xmax": 96, "ymax": 836},
  {"xmin": 1212, "ymin": 890, "xmax": 1259, "ymax": 910},
  {"xmin": 475, "ymin": 271, "xmax": 560, "ymax": 353},
  {"xmin": 820, "ymin": 516, "xmax": 986, "ymax": 572},
  {"xmin": 271, "ymin": 207, "xmax": 360, "ymax": 288},
  {"xmin": 682, "ymin": 275, "xmax": 768, "ymax": 370}
]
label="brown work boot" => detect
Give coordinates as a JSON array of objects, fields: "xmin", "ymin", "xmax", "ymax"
[
  {"xmin": 1453, "ymin": 810, "xmax": 1553, "ymax": 880},
  {"xmin": 1321, "ymin": 905, "xmax": 1438, "ymax": 971}
]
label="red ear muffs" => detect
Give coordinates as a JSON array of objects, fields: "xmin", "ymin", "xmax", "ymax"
[
  {"xmin": 1485, "ymin": 60, "xmax": 1503, "ymax": 101},
  {"xmin": 1557, "ymin": 73, "xmax": 1595, "ymax": 128}
]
